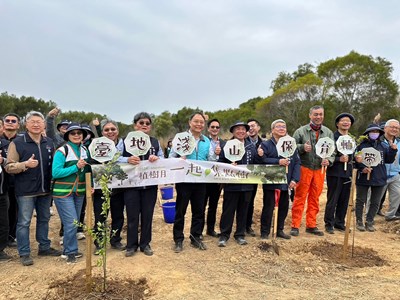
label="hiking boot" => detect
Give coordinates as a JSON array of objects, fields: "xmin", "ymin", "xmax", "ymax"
[
  {"xmin": 234, "ymin": 237, "xmax": 248, "ymax": 245},
  {"xmin": 246, "ymin": 228, "xmax": 256, "ymax": 237},
  {"xmin": 385, "ymin": 216, "xmax": 400, "ymax": 222},
  {"xmin": 277, "ymin": 230, "xmax": 291, "ymax": 239},
  {"xmin": 206, "ymin": 230, "xmax": 219, "ymax": 238},
  {"xmin": 305, "ymin": 227, "xmax": 324, "ymax": 236},
  {"xmin": 125, "ymin": 248, "xmax": 137, "ymax": 257},
  {"xmin": 38, "ymin": 247, "xmax": 62, "ymax": 256},
  {"xmin": 66, "ymin": 254, "xmax": 77, "ymax": 264},
  {"xmin": 191, "ymin": 238, "xmax": 207, "ymax": 250},
  {"xmin": 290, "ymin": 227, "xmax": 299, "ymax": 236},
  {"xmin": 356, "ymin": 220, "xmax": 366, "ymax": 232},
  {"xmin": 325, "ymin": 226, "xmax": 335, "ymax": 234},
  {"xmin": 141, "ymin": 245, "xmax": 154, "ymax": 256},
  {"xmin": 20, "ymin": 255, "xmax": 34, "ymax": 266},
  {"xmin": 0, "ymin": 250, "xmax": 12, "ymax": 262},
  {"xmin": 174, "ymin": 241, "xmax": 183, "ymax": 253},
  {"xmin": 61, "ymin": 252, "xmax": 83, "ymax": 259},
  {"xmin": 218, "ymin": 237, "xmax": 227, "ymax": 247},
  {"xmin": 365, "ymin": 222, "xmax": 376, "ymax": 232}
]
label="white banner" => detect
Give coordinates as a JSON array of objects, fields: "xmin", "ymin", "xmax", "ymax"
[{"xmin": 91, "ymin": 158, "xmax": 286, "ymax": 189}]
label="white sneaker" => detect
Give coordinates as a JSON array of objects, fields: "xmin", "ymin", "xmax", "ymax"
[
  {"xmin": 76, "ymin": 232, "xmax": 86, "ymax": 240},
  {"xmin": 60, "ymin": 237, "xmax": 63, "ymax": 245},
  {"xmin": 50, "ymin": 207, "xmax": 55, "ymax": 216}
]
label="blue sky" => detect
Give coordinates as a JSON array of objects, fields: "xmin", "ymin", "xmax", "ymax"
[{"xmin": 1, "ymin": 0, "xmax": 399, "ymax": 123}]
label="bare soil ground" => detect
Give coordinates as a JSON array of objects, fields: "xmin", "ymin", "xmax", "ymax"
[{"xmin": 0, "ymin": 185, "xmax": 399, "ymax": 300}]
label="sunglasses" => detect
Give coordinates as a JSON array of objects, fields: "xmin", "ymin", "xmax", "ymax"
[
  {"xmin": 104, "ymin": 128, "xmax": 117, "ymax": 132},
  {"xmin": 4, "ymin": 119, "xmax": 18, "ymax": 124},
  {"xmin": 138, "ymin": 121, "xmax": 151, "ymax": 126},
  {"xmin": 69, "ymin": 131, "xmax": 83, "ymax": 136},
  {"xmin": 210, "ymin": 126, "xmax": 220, "ymax": 129}
]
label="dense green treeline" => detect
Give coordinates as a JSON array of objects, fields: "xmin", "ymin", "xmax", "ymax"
[{"xmin": 1, "ymin": 51, "xmax": 399, "ymax": 139}]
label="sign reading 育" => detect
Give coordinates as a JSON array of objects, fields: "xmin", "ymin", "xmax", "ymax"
[
  {"xmin": 223, "ymin": 139, "xmax": 245, "ymax": 162},
  {"xmin": 172, "ymin": 132, "xmax": 196, "ymax": 157},
  {"xmin": 315, "ymin": 137, "xmax": 335, "ymax": 173},
  {"xmin": 89, "ymin": 137, "xmax": 117, "ymax": 163},
  {"xmin": 124, "ymin": 131, "xmax": 151, "ymax": 156}
]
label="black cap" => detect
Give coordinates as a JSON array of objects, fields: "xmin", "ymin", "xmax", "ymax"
[
  {"xmin": 229, "ymin": 121, "xmax": 250, "ymax": 133},
  {"xmin": 63, "ymin": 122, "xmax": 87, "ymax": 141},
  {"xmin": 57, "ymin": 120, "xmax": 71, "ymax": 131},
  {"xmin": 363, "ymin": 124, "xmax": 384, "ymax": 136},
  {"xmin": 81, "ymin": 124, "xmax": 95, "ymax": 139}
]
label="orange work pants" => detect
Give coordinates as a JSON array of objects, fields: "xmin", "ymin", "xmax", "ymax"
[{"xmin": 291, "ymin": 166, "xmax": 325, "ymax": 229}]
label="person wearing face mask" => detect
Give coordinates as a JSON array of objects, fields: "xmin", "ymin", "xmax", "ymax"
[{"xmin": 354, "ymin": 124, "xmax": 397, "ymax": 232}]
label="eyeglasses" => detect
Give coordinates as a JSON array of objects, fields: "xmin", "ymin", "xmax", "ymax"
[
  {"xmin": 274, "ymin": 125, "xmax": 287, "ymax": 129},
  {"xmin": 138, "ymin": 121, "xmax": 151, "ymax": 126},
  {"xmin": 69, "ymin": 131, "xmax": 83, "ymax": 136},
  {"xmin": 103, "ymin": 128, "xmax": 117, "ymax": 132},
  {"xmin": 388, "ymin": 126, "xmax": 400, "ymax": 130},
  {"xmin": 4, "ymin": 119, "xmax": 18, "ymax": 124},
  {"xmin": 210, "ymin": 126, "xmax": 220, "ymax": 129},
  {"xmin": 27, "ymin": 120, "xmax": 44, "ymax": 125}
]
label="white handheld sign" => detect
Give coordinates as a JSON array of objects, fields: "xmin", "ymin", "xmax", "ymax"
[
  {"xmin": 89, "ymin": 137, "xmax": 117, "ymax": 163},
  {"xmin": 124, "ymin": 131, "xmax": 151, "ymax": 156},
  {"xmin": 336, "ymin": 135, "xmax": 356, "ymax": 171},
  {"xmin": 361, "ymin": 147, "xmax": 382, "ymax": 180},
  {"xmin": 315, "ymin": 137, "xmax": 335, "ymax": 173},
  {"xmin": 276, "ymin": 135, "xmax": 297, "ymax": 173},
  {"xmin": 172, "ymin": 132, "xmax": 196, "ymax": 157},
  {"xmin": 223, "ymin": 139, "xmax": 245, "ymax": 162}
]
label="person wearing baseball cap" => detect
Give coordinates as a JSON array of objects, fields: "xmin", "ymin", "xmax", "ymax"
[{"xmin": 45, "ymin": 107, "xmax": 71, "ymax": 148}]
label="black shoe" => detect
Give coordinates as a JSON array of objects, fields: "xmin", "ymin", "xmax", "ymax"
[
  {"xmin": 260, "ymin": 234, "xmax": 269, "ymax": 240},
  {"xmin": 61, "ymin": 252, "xmax": 83, "ymax": 259},
  {"xmin": 111, "ymin": 242, "xmax": 126, "ymax": 251},
  {"xmin": 305, "ymin": 227, "xmax": 324, "ymax": 236},
  {"xmin": 174, "ymin": 241, "xmax": 183, "ymax": 253},
  {"xmin": 8, "ymin": 240, "xmax": 17, "ymax": 248},
  {"xmin": 333, "ymin": 225, "xmax": 345, "ymax": 232},
  {"xmin": 38, "ymin": 247, "xmax": 62, "ymax": 256},
  {"xmin": 66, "ymin": 254, "xmax": 77, "ymax": 264},
  {"xmin": 277, "ymin": 230, "xmax": 291, "ymax": 239},
  {"xmin": 141, "ymin": 245, "xmax": 153, "ymax": 256},
  {"xmin": 365, "ymin": 222, "xmax": 376, "ymax": 232},
  {"xmin": 20, "ymin": 255, "xmax": 33, "ymax": 266},
  {"xmin": 385, "ymin": 216, "xmax": 400, "ymax": 222},
  {"xmin": 325, "ymin": 226, "xmax": 335, "ymax": 234},
  {"xmin": 234, "ymin": 237, "xmax": 248, "ymax": 245},
  {"xmin": 206, "ymin": 231, "xmax": 219, "ymax": 238},
  {"xmin": 199, "ymin": 234, "xmax": 204, "ymax": 241},
  {"xmin": 125, "ymin": 248, "xmax": 137, "ymax": 257},
  {"xmin": 218, "ymin": 237, "xmax": 227, "ymax": 247},
  {"xmin": 246, "ymin": 228, "xmax": 256, "ymax": 237},
  {"xmin": 0, "ymin": 250, "xmax": 12, "ymax": 262},
  {"xmin": 356, "ymin": 221, "xmax": 366, "ymax": 232},
  {"xmin": 290, "ymin": 227, "xmax": 299, "ymax": 236},
  {"xmin": 191, "ymin": 238, "xmax": 207, "ymax": 250}
]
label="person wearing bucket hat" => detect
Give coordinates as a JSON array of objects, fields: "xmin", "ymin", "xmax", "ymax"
[
  {"xmin": 290, "ymin": 105, "xmax": 334, "ymax": 237},
  {"xmin": 52, "ymin": 122, "xmax": 91, "ymax": 264},
  {"xmin": 80, "ymin": 124, "xmax": 96, "ymax": 147},
  {"xmin": 46, "ymin": 107, "xmax": 71, "ymax": 148},
  {"xmin": 217, "ymin": 121, "xmax": 264, "ymax": 247},
  {"xmin": 122, "ymin": 112, "xmax": 164, "ymax": 257},
  {"xmin": 354, "ymin": 123, "xmax": 397, "ymax": 232},
  {"xmin": 324, "ymin": 113, "xmax": 355, "ymax": 234}
]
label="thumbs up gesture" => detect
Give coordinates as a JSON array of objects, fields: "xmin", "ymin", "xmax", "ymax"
[
  {"xmin": 215, "ymin": 141, "xmax": 221, "ymax": 155},
  {"xmin": 25, "ymin": 154, "xmax": 39, "ymax": 169},
  {"xmin": 304, "ymin": 140, "xmax": 312, "ymax": 152}
]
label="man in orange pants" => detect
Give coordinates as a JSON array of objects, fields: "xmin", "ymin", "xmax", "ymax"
[{"xmin": 290, "ymin": 106, "xmax": 334, "ymax": 237}]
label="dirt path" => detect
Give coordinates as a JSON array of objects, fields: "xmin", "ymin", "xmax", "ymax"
[{"xmin": 0, "ymin": 186, "xmax": 399, "ymax": 299}]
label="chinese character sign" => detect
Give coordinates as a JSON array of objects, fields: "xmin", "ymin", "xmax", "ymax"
[
  {"xmin": 315, "ymin": 137, "xmax": 335, "ymax": 159},
  {"xmin": 361, "ymin": 147, "xmax": 381, "ymax": 167},
  {"xmin": 276, "ymin": 135, "xmax": 297, "ymax": 158},
  {"xmin": 172, "ymin": 132, "xmax": 196, "ymax": 157},
  {"xmin": 336, "ymin": 135, "xmax": 356, "ymax": 155},
  {"xmin": 89, "ymin": 137, "xmax": 118, "ymax": 163},
  {"xmin": 124, "ymin": 131, "xmax": 151, "ymax": 156},
  {"xmin": 223, "ymin": 139, "xmax": 245, "ymax": 162}
]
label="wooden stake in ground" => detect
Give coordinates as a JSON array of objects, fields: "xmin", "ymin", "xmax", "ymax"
[
  {"xmin": 85, "ymin": 172, "xmax": 93, "ymax": 292},
  {"xmin": 342, "ymin": 169, "xmax": 357, "ymax": 259},
  {"xmin": 271, "ymin": 189, "xmax": 281, "ymax": 255}
]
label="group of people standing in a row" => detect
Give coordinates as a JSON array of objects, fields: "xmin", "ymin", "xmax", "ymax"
[{"xmin": 0, "ymin": 105, "xmax": 399, "ymax": 266}]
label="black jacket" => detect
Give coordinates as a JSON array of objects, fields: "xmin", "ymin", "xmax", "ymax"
[{"xmin": 327, "ymin": 131, "xmax": 354, "ymax": 179}]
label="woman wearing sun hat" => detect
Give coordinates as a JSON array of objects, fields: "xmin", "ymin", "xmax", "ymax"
[{"xmin": 52, "ymin": 122, "xmax": 91, "ymax": 263}]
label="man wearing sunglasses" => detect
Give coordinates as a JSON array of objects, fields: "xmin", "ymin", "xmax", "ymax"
[{"xmin": 1, "ymin": 113, "xmax": 22, "ymax": 248}]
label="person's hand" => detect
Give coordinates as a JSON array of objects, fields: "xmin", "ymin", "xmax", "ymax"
[
  {"xmin": 289, "ymin": 181, "xmax": 297, "ymax": 190},
  {"xmin": 25, "ymin": 154, "xmax": 39, "ymax": 169},
  {"xmin": 339, "ymin": 155, "xmax": 348, "ymax": 163},
  {"xmin": 355, "ymin": 154, "xmax": 362, "ymax": 163},
  {"xmin": 279, "ymin": 158, "xmax": 290, "ymax": 166},
  {"xmin": 48, "ymin": 107, "xmax": 60, "ymax": 118},
  {"xmin": 76, "ymin": 158, "xmax": 87, "ymax": 169},
  {"xmin": 362, "ymin": 167, "xmax": 372, "ymax": 174},
  {"xmin": 148, "ymin": 155, "xmax": 159, "ymax": 162},
  {"xmin": 389, "ymin": 140, "xmax": 398, "ymax": 150},
  {"xmin": 215, "ymin": 142, "xmax": 221, "ymax": 155},
  {"xmin": 92, "ymin": 117, "xmax": 100, "ymax": 127},
  {"xmin": 304, "ymin": 141, "xmax": 312, "ymax": 152},
  {"xmin": 127, "ymin": 156, "xmax": 140, "ymax": 165},
  {"xmin": 321, "ymin": 159, "xmax": 329, "ymax": 167},
  {"xmin": 257, "ymin": 145, "xmax": 264, "ymax": 157},
  {"xmin": 0, "ymin": 151, "xmax": 3, "ymax": 164}
]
